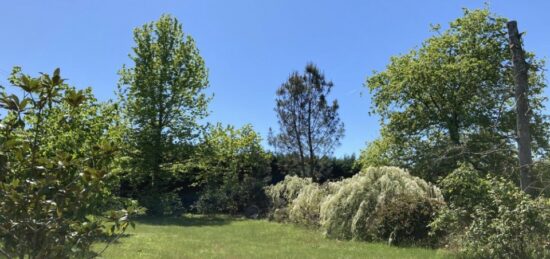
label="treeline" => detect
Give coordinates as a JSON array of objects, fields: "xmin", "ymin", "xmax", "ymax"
[{"xmin": 1, "ymin": 7, "xmax": 550, "ymax": 259}]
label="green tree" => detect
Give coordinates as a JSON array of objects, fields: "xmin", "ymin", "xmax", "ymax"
[
  {"xmin": 269, "ymin": 63, "xmax": 344, "ymax": 180},
  {"xmin": 0, "ymin": 68, "xmax": 139, "ymax": 258},
  {"xmin": 364, "ymin": 8, "xmax": 549, "ymax": 182},
  {"xmin": 118, "ymin": 14, "xmax": 210, "ymax": 211}
]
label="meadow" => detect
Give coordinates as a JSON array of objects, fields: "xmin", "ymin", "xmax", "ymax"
[{"xmin": 93, "ymin": 215, "xmax": 451, "ymax": 259}]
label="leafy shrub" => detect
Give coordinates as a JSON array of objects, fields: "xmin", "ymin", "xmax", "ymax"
[
  {"xmin": 438, "ymin": 164, "xmax": 492, "ymax": 211},
  {"xmin": 0, "ymin": 68, "xmax": 135, "ymax": 258},
  {"xmin": 432, "ymin": 165, "xmax": 550, "ymax": 258},
  {"xmin": 319, "ymin": 166, "xmax": 444, "ymax": 245},
  {"xmin": 288, "ymin": 183, "xmax": 332, "ymax": 227},
  {"xmin": 368, "ymin": 196, "xmax": 444, "ymax": 246},
  {"xmin": 192, "ymin": 124, "xmax": 272, "ymax": 214},
  {"xmin": 264, "ymin": 175, "xmax": 315, "ymax": 221}
]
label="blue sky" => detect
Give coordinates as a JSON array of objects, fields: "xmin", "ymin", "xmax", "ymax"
[{"xmin": 0, "ymin": 1, "xmax": 549, "ymax": 156}]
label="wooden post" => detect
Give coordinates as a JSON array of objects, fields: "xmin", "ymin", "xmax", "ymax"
[{"xmin": 507, "ymin": 21, "xmax": 535, "ymax": 196}]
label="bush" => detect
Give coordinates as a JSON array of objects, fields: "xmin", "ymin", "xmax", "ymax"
[
  {"xmin": 0, "ymin": 68, "xmax": 134, "ymax": 258},
  {"xmin": 192, "ymin": 124, "xmax": 272, "ymax": 214},
  {"xmin": 438, "ymin": 164, "xmax": 492, "ymax": 212},
  {"xmin": 319, "ymin": 166, "xmax": 444, "ymax": 245},
  {"xmin": 264, "ymin": 175, "xmax": 315, "ymax": 221},
  {"xmin": 432, "ymin": 165, "xmax": 550, "ymax": 258},
  {"xmin": 288, "ymin": 183, "xmax": 332, "ymax": 227}
]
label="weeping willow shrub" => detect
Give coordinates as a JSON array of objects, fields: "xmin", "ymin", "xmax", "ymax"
[
  {"xmin": 288, "ymin": 183, "xmax": 332, "ymax": 227},
  {"xmin": 319, "ymin": 166, "xmax": 444, "ymax": 245},
  {"xmin": 264, "ymin": 175, "xmax": 315, "ymax": 221}
]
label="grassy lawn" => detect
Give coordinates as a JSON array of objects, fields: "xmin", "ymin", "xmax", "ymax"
[{"xmin": 93, "ymin": 214, "xmax": 452, "ymax": 259}]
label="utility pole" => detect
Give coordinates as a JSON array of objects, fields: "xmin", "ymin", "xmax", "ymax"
[{"xmin": 507, "ymin": 21, "xmax": 535, "ymax": 196}]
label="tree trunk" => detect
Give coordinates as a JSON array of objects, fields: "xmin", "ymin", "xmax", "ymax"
[
  {"xmin": 306, "ymin": 96, "xmax": 316, "ymax": 179},
  {"xmin": 507, "ymin": 21, "xmax": 535, "ymax": 196},
  {"xmin": 292, "ymin": 113, "xmax": 306, "ymax": 176}
]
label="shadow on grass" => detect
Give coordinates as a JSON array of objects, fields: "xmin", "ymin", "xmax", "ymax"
[{"xmin": 135, "ymin": 214, "xmax": 240, "ymax": 227}]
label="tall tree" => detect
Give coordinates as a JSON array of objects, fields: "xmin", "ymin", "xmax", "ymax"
[
  {"xmin": 118, "ymin": 15, "xmax": 210, "ymax": 194},
  {"xmin": 269, "ymin": 63, "xmax": 344, "ymax": 180},
  {"xmin": 364, "ymin": 8, "xmax": 549, "ymax": 182}
]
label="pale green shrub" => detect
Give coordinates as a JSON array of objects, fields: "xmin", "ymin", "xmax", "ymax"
[
  {"xmin": 319, "ymin": 166, "xmax": 444, "ymax": 244},
  {"xmin": 264, "ymin": 175, "xmax": 315, "ymax": 221},
  {"xmin": 288, "ymin": 183, "xmax": 332, "ymax": 227}
]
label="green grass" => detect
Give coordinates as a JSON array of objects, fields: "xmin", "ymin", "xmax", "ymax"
[{"xmin": 94, "ymin": 214, "xmax": 452, "ymax": 259}]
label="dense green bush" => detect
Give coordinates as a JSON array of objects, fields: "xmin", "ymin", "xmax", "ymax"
[
  {"xmin": 319, "ymin": 167, "xmax": 444, "ymax": 245},
  {"xmin": 0, "ymin": 68, "xmax": 137, "ymax": 258},
  {"xmin": 370, "ymin": 196, "xmax": 444, "ymax": 246},
  {"xmin": 192, "ymin": 124, "xmax": 271, "ymax": 214},
  {"xmin": 432, "ymin": 165, "xmax": 550, "ymax": 258}
]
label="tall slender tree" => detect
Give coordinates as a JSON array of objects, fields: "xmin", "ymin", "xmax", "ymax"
[
  {"xmin": 269, "ymin": 63, "xmax": 344, "ymax": 180},
  {"xmin": 118, "ymin": 15, "xmax": 210, "ymax": 195}
]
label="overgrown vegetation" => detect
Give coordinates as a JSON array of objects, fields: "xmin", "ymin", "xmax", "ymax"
[
  {"xmin": 431, "ymin": 165, "xmax": 550, "ymax": 258},
  {"xmin": 266, "ymin": 167, "xmax": 444, "ymax": 246},
  {"xmin": 191, "ymin": 123, "xmax": 271, "ymax": 215},
  {"xmin": 1, "ymin": 4, "xmax": 550, "ymax": 258},
  {"xmin": 0, "ymin": 68, "xmax": 142, "ymax": 258}
]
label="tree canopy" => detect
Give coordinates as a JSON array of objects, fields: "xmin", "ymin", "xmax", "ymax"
[{"xmin": 363, "ymin": 8, "xmax": 549, "ymax": 182}]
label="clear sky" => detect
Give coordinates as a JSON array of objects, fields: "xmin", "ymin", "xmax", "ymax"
[{"xmin": 0, "ymin": 1, "xmax": 549, "ymax": 156}]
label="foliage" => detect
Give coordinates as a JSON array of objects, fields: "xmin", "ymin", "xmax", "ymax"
[
  {"xmin": 265, "ymin": 167, "xmax": 443, "ymax": 246},
  {"xmin": 319, "ymin": 167, "xmax": 444, "ymax": 245},
  {"xmin": 0, "ymin": 68, "xmax": 139, "ymax": 258},
  {"xmin": 364, "ymin": 8, "xmax": 550, "ymax": 182},
  {"xmin": 269, "ymin": 63, "xmax": 344, "ymax": 180},
  {"xmin": 264, "ymin": 175, "xmax": 315, "ymax": 222},
  {"xmin": 117, "ymin": 14, "xmax": 210, "ymax": 214},
  {"xmin": 191, "ymin": 124, "xmax": 271, "ymax": 214},
  {"xmin": 431, "ymin": 166, "xmax": 550, "ymax": 258},
  {"xmin": 438, "ymin": 164, "xmax": 492, "ymax": 216},
  {"xmin": 288, "ymin": 183, "xmax": 332, "ymax": 227},
  {"xmin": 532, "ymin": 159, "xmax": 550, "ymax": 197},
  {"xmin": 269, "ymin": 154, "xmax": 360, "ymax": 183},
  {"xmin": 356, "ymin": 136, "xmax": 403, "ymax": 169}
]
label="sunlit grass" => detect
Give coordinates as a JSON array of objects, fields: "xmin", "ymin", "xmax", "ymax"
[{"xmin": 93, "ymin": 214, "xmax": 452, "ymax": 259}]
